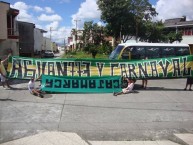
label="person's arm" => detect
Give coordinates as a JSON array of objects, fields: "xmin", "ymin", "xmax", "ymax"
[
  {"xmin": 28, "ymin": 81, "xmax": 35, "ymax": 92},
  {"xmin": 28, "ymin": 83, "xmax": 31, "ymax": 91},
  {"xmin": 35, "ymin": 75, "xmax": 42, "ymax": 81},
  {"xmin": 1, "ymin": 54, "xmax": 11, "ymax": 63},
  {"xmin": 126, "ymin": 83, "xmax": 134, "ymax": 90},
  {"xmin": 125, "ymin": 83, "xmax": 131, "ymax": 90}
]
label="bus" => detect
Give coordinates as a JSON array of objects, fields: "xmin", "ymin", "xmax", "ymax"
[{"xmin": 109, "ymin": 43, "xmax": 192, "ymax": 60}]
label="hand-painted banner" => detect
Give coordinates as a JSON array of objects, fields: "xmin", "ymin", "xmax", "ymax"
[
  {"xmin": 41, "ymin": 75, "xmax": 122, "ymax": 93},
  {"xmin": 7, "ymin": 55, "xmax": 193, "ymax": 79}
]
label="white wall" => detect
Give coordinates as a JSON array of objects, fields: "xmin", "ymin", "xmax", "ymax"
[
  {"xmin": 181, "ymin": 36, "xmax": 193, "ymax": 45},
  {"xmin": 34, "ymin": 28, "xmax": 44, "ymax": 52},
  {"xmin": 43, "ymin": 37, "xmax": 52, "ymax": 51}
]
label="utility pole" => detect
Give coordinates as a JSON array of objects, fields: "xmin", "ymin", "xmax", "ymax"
[
  {"xmin": 74, "ymin": 19, "xmax": 81, "ymax": 50},
  {"xmin": 120, "ymin": 25, "xmax": 122, "ymax": 43},
  {"xmin": 50, "ymin": 27, "xmax": 52, "ymax": 41}
]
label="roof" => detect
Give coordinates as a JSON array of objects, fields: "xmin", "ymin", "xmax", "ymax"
[
  {"xmin": 118, "ymin": 43, "xmax": 189, "ymax": 47},
  {"xmin": 35, "ymin": 28, "xmax": 47, "ymax": 33},
  {"xmin": 164, "ymin": 17, "xmax": 193, "ymax": 28},
  {"xmin": 8, "ymin": 8, "xmax": 19, "ymax": 16},
  {"xmin": 0, "ymin": 1, "xmax": 10, "ymax": 5}
]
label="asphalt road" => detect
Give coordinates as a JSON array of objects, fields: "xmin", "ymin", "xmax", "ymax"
[{"xmin": 0, "ymin": 78, "xmax": 193, "ymax": 144}]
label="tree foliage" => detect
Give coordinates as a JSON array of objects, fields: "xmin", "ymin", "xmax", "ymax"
[
  {"xmin": 97, "ymin": 0, "xmax": 157, "ymax": 41},
  {"xmin": 139, "ymin": 20, "xmax": 182, "ymax": 43},
  {"xmin": 166, "ymin": 31, "xmax": 183, "ymax": 43},
  {"xmin": 82, "ymin": 21, "xmax": 112, "ymax": 58},
  {"xmin": 97, "ymin": 0, "xmax": 182, "ymax": 43}
]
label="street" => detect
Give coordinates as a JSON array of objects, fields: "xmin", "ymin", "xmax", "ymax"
[{"xmin": 0, "ymin": 78, "xmax": 193, "ymax": 144}]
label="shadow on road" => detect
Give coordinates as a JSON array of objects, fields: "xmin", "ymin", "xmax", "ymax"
[
  {"xmin": 133, "ymin": 84, "xmax": 185, "ymax": 91},
  {"xmin": 0, "ymin": 98, "xmax": 15, "ymax": 101},
  {"xmin": 8, "ymin": 86, "xmax": 28, "ymax": 90},
  {"xmin": 9, "ymin": 79, "xmax": 29, "ymax": 85}
]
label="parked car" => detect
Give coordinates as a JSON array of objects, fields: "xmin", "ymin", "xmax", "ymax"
[{"xmin": 41, "ymin": 50, "xmax": 54, "ymax": 58}]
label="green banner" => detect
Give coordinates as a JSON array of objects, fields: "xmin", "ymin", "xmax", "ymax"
[
  {"xmin": 7, "ymin": 55, "xmax": 193, "ymax": 79},
  {"xmin": 41, "ymin": 75, "xmax": 122, "ymax": 93}
]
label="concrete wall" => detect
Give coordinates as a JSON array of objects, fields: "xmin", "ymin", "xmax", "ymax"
[
  {"xmin": 0, "ymin": 39, "xmax": 19, "ymax": 58},
  {"xmin": 0, "ymin": 2, "xmax": 9, "ymax": 40}
]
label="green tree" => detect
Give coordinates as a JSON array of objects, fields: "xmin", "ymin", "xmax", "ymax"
[
  {"xmin": 139, "ymin": 20, "xmax": 182, "ymax": 43},
  {"xmin": 97, "ymin": 0, "xmax": 157, "ymax": 42},
  {"xmin": 71, "ymin": 28, "xmax": 77, "ymax": 51},
  {"xmin": 131, "ymin": 0, "xmax": 157, "ymax": 41},
  {"xmin": 139, "ymin": 20, "xmax": 166, "ymax": 42},
  {"xmin": 82, "ymin": 21, "xmax": 93, "ymax": 46},
  {"xmin": 166, "ymin": 31, "xmax": 183, "ymax": 43},
  {"xmin": 82, "ymin": 21, "xmax": 106, "ymax": 58}
]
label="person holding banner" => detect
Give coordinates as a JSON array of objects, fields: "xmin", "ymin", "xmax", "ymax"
[
  {"xmin": 28, "ymin": 77, "xmax": 44, "ymax": 98},
  {"xmin": 142, "ymin": 78, "xmax": 148, "ymax": 89},
  {"xmin": 113, "ymin": 78, "xmax": 134, "ymax": 96},
  {"xmin": 141, "ymin": 57, "xmax": 148, "ymax": 89},
  {"xmin": 0, "ymin": 55, "xmax": 11, "ymax": 89},
  {"xmin": 184, "ymin": 77, "xmax": 193, "ymax": 91}
]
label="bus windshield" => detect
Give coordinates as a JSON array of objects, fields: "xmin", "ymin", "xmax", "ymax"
[{"xmin": 109, "ymin": 45, "xmax": 124, "ymax": 59}]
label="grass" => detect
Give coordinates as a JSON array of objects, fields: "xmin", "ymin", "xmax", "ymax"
[{"xmin": 62, "ymin": 51, "xmax": 109, "ymax": 59}]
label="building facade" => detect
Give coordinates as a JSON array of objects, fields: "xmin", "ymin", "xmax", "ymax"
[
  {"xmin": 0, "ymin": 1, "xmax": 19, "ymax": 57},
  {"xmin": 68, "ymin": 30, "xmax": 83, "ymax": 51},
  {"xmin": 164, "ymin": 16, "xmax": 193, "ymax": 54}
]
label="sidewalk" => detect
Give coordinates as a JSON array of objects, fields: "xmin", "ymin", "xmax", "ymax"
[{"xmin": 1, "ymin": 131, "xmax": 193, "ymax": 145}]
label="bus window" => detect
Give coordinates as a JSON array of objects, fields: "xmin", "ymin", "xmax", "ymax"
[
  {"xmin": 175, "ymin": 47, "xmax": 190, "ymax": 56},
  {"xmin": 109, "ymin": 45, "xmax": 124, "ymax": 59},
  {"xmin": 131, "ymin": 47, "xmax": 145, "ymax": 60},
  {"xmin": 121, "ymin": 47, "xmax": 130, "ymax": 59},
  {"xmin": 146, "ymin": 47, "xmax": 160, "ymax": 59},
  {"xmin": 161, "ymin": 47, "xmax": 175, "ymax": 58},
  {"xmin": 109, "ymin": 43, "xmax": 190, "ymax": 60}
]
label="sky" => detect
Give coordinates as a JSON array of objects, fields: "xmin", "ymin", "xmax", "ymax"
[{"xmin": 5, "ymin": 0, "xmax": 193, "ymax": 45}]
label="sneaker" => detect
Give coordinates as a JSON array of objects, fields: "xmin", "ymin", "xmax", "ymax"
[
  {"xmin": 113, "ymin": 92, "xmax": 117, "ymax": 96},
  {"xmin": 39, "ymin": 94, "xmax": 44, "ymax": 98},
  {"xmin": 184, "ymin": 88, "xmax": 187, "ymax": 91},
  {"xmin": 189, "ymin": 89, "xmax": 192, "ymax": 91}
]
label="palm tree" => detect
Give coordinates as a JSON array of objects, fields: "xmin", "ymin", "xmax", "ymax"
[{"xmin": 71, "ymin": 28, "xmax": 77, "ymax": 51}]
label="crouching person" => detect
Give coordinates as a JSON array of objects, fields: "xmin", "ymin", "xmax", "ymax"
[
  {"xmin": 113, "ymin": 78, "xmax": 134, "ymax": 96},
  {"xmin": 0, "ymin": 57, "xmax": 11, "ymax": 89},
  {"xmin": 28, "ymin": 77, "xmax": 44, "ymax": 98}
]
